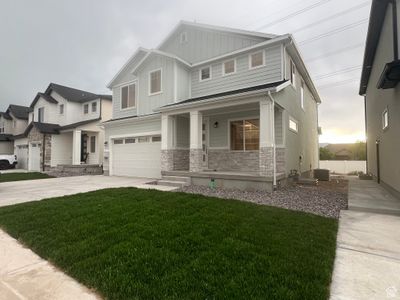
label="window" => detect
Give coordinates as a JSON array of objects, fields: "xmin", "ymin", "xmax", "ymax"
[
  {"xmin": 152, "ymin": 136, "xmax": 161, "ymax": 142},
  {"xmin": 92, "ymin": 102, "xmax": 97, "ymax": 113},
  {"xmin": 59, "ymin": 104, "xmax": 64, "ymax": 115},
  {"xmin": 382, "ymin": 108, "xmax": 389, "ymax": 130},
  {"xmin": 83, "ymin": 104, "xmax": 89, "ymax": 114},
  {"xmin": 0, "ymin": 124, "xmax": 4, "ymax": 133},
  {"xmin": 113, "ymin": 139, "xmax": 124, "ymax": 145},
  {"xmin": 38, "ymin": 107, "xmax": 44, "ymax": 123},
  {"xmin": 223, "ymin": 59, "xmax": 236, "ymax": 75},
  {"xmin": 290, "ymin": 60, "xmax": 296, "ymax": 87},
  {"xmin": 249, "ymin": 51, "xmax": 264, "ymax": 69},
  {"xmin": 199, "ymin": 66, "xmax": 211, "ymax": 81},
  {"xmin": 121, "ymin": 83, "xmax": 136, "ymax": 109},
  {"xmin": 138, "ymin": 136, "xmax": 150, "ymax": 143},
  {"xmin": 180, "ymin": 31, "xmax": 187, "ymax": 43},
  {"xmin": 149, "ymin": 69, "xmax": 162, "ymax": 95},
  {"xmin": 125, "ymin": 138, "xmax": 135, "ymax": 144},
  {"xmin": 90, "ymin": 136, "xmax": 96, "ymax": 153},
  {"xmin": 289, "ymin": 117, "xmax": 298, "ymax": 133},
  {"xmin": 230, "ymin": 119, "xmax": 259, "ymax": 151},
  {"xmin": 300, "ymin": 81, "xmax": 305, "ymax": 110},
  {"xmin": 13, "ymin": 120, "xmax": 16, "ymax": 128}
]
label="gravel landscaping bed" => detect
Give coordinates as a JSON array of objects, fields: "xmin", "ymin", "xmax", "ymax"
[{"xmin": 179, "ymin": 180, "xmax": 348, "ymax": 219}]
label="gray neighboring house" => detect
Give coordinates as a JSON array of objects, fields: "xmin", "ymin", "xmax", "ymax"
[
  {"xmin": 104, "ymin": 21, "xmax": 321, "ymax": 190},
  {"xmin": 360, "ymin": 0, "xmax": 400, "ymax": 198}
]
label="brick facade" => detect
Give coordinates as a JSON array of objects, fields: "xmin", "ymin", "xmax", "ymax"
[
  {"xmin": 208, "ymin": 149, "xmax": 260, "ymax": 172},
  {"xmin": 27, "ymin": 127, "xmax": 52, "ymax": 171},
  {"xmin": 259, "ymin": 147, "xmax": 274, "ymax": 177},
  {"xmin": 161, "ymin": 149, "xmax": 190, "ymax": 171},
  {"xmin": 189, "ymin": 149, "xmax": 203, "ymax": 172}
]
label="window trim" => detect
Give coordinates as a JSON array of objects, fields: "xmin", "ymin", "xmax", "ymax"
[
  {"xmin": 199, "ymin": 65, "xmax": 212, "ymax": 82},
  {"xmin": 120, "ymin": 81, "xmax": 137, "ymax": 110},
  {"xmin": 222, "ymin": 59, "xmax": 237, "ymax": 76},
  {"xmin": 248, "ymin": 50, "xmax": 265, "ymax": 70},
  {"xmin": 382, "ymin": 107, "xmax": 389, "ymax": 130},
  {"xmin": 38, "ymin": 107, "xmax": 45, "ymax": 123},
  {"xmin": 289, "ymin": 116, "xmax": 299, "ymax": 133},
  {"xmin": 59, "ymin": 104, "xmax": 64, "ymax": 115},
  {"xmin": 148, "ymin": 68, "xmax": 163, "ymax": 96},
  {"xmin": 83, "ymin": 104, "xmax": 89, "ymax": 115},
  {"xmin": 228, "ymin": 116, "xmax": 260, "ymax": 151},
  {"xmin": 91, "ymin": 101, "xmax": 97, "ymax": 113}
]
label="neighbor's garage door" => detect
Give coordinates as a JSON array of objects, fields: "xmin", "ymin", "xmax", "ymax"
[
  {"xmin": 112, "ymin": 135, "xmax": 161, "ymax": 178},
  {"xmin": 15, "ymin": 145, "xmax": 28, "ymax": 169}
]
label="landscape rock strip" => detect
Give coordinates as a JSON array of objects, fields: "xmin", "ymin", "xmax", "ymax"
[{"xmin": 0, "ymin": 229, "xmax": 100, "ymax": 300}]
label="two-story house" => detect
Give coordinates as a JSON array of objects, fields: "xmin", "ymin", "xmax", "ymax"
[
  {"xmin": 13, "ymin": 83, "xmax": 112, "ymax": 172},
  {"xmin": 0, "ymin": 105, "xmax": 31, "ymax": 156},
  {"xmin": 104, "ymin": 21, "xmax": 321, "ymax": 190},
  {"xmin": 360, "ymin": 0, "xmax": 400, "ymax": 198}
]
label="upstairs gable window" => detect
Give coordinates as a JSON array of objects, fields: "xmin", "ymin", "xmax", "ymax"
[
  {"xmin": 59, "ymin": 104, "xmax": 64, "ymax": 115},
  {"xmin": 180, "ymin": 31, "xmax": 188, "ymax": 43},
  {"xmin": 199, "ymin": 66, "xmax": 211, "ymax": 81},
  {"xmin": 249, "ymin": 51, "xmax": 264, "ymax": 69},
  {"xmin": 290, "ymin": 60, "xmax": 296, "ymax": 87},
  {"xmin": 121, "ymin": 83, "xmax": 136, "ymax": 109},
  {"xmin": 92, "ymin": 102, "xmax": 97, "ymax": 113},
  {"xmin": 83, "ymin": 104, "xmax": 89, "ymax": 114},
  {"xmin": 149, "ymin": 69, "xmax": 162, "ymax": 95},
  {"xmin": 38, "ymin": 107, "xmax": 45, "ymax": 123},
  {"xmin": 223, "ymin": 59, "xmax": 236, "ymax": 76}
]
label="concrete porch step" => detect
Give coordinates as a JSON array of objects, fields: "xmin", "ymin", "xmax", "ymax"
[
  {"xmin": 161, "ymin": 176, "xmax": 191, "ymax": 184},
  {"xmin": 157, "ymin": 180, "xmax": 189, "ymax": 188}
]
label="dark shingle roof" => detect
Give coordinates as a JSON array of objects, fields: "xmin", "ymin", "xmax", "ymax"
[
  {"xmin": 59, "ymin": 118, "xmax": 101, "ymax": 131},
  {"xmin": 7, "ymin": 105, "xmax": 32, "ymax": 120},
  {"xmin": 0, "ymin": 112, "xmax": 12, "ymax": 120},
  {"xmin": 0, "ymin": 134, "xmax": 13, "ymax": 141},
  {"xmin": 33, "ymin": 122, "xmax": 61, "ymax": 134},
  {"xmin": 47, "ymin": 83, "xmax": 112, "ymax": 103}
]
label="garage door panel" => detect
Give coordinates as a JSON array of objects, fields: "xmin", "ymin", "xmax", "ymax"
[{"xmin": 15, "ymin": 145, "xmax": 28, "ymax": 170}]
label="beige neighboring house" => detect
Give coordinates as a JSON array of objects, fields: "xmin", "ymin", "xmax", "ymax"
[
  {"xmin": 360, "ymin": 0, "xmax": 400, "ymax": 197},
  {"xmin": 0, "ymin": 105, "xmax": 31, "ymax": 156},
  {"xmin": 13, "ymin": 83, "xmax": 112, "ymax": 172}
]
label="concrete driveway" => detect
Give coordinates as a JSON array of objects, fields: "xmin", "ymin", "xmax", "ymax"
[{"xmin": 0, "ymin": 175, "xmax": 176, "ymax": 208}]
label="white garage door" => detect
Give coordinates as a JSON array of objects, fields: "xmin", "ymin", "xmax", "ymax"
[
  {"xmin": 112, "ymin": 135, "xmax": 161, "ymax": 179},
  {"xmin": 15, "ymin": 145, "xmax": 28, "ymax": 169},
  {"xmin": 29, "ymin": 142, "xmax": 41, "ymax": 171}
]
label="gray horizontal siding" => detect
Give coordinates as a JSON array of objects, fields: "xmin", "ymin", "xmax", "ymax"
[
  {"xmin": 105, "ymin": 117, "xmax": 161, "ymax": 140},
  {"xmin": 190, "ymin": 45, "xmax": 282, "ymax": 98}
]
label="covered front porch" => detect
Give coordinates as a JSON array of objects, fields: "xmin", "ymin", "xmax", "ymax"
[{"xmin": 159, "ymin": 94, "xmax": 286, "ymax": 189}]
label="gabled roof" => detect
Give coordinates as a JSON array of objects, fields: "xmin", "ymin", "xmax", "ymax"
[
  {"xmin": 59, "ymin": 118, "xmax": 101, "ymax": 131},
  {"xmin": 359, "ymin": 0, "xmax": 390, "ymax": 95},
  {"xmin": 7, "ymin": 105, "xmax": 32, "ymax": 120},
  {"xmin": 0, "ymin": 112, "xmax": 12, "ymax": 120},
  {"xmin": 157, "ymin": 20, "xmax": 277, "ymax": 50},
  {"xmin": 31, "ymin": 93, "xmax": 58, "ymax": 108}
]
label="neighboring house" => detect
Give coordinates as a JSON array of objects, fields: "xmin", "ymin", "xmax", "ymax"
[
  {"xmin": 360, "ymin": 0, "xmax": 400, "ymax": 197},
  {"xmin": 104, "ymin": 21, "xmax": 321, "ymax": 190},
  {"xmin": 0, "ymin": 105, "xmax": 31, "ymax": 155},
  {"xmin": 13, "ymin": 83, "xmax": 112, "ymax": 171}
]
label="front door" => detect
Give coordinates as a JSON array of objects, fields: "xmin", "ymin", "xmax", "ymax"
[{"xmin": 202, "ymin": 118, "xmax": 209, "ymax": 169}]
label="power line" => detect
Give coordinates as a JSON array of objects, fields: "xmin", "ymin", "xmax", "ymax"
[
  {"xmin": 292, "ymin": 1, "xmax": 370, "ymax": 34},
  {"xmin": 305, "ymin": 43, "xmax": 364, "ymax": 62},
  {"xmin": 255, "ymin": 0, "xmax": 332, "ymax": 30},
  {"xmin": 314, "ymin": 65, "xmax": 362, "ymax": 80},
  {"xmin": 317, "ymin": 77, "xmax": 360, "ymax": 89},
  {"xmin": 298, "ymin": 18, "xmax": 368, "ymax": 45}
]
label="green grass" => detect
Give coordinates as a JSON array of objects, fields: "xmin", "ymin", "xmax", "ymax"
[
  {"xmin": 0, "ymin": 188, "xmax": 338, "ymax": 300},
  {"xmin": 0, "ymin": 172, "xmax": 53, "ymax": 183}
]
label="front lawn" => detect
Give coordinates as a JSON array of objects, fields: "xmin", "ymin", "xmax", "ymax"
[
  {"xmin": 0, "ymin": 172, "xmax": 53, "ymax": 183},
  {"xmin": 0, "ymin": 188, "xmax": 338, "ymax": 299}
]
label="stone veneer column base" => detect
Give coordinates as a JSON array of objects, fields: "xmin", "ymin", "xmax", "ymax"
[
  {"xmin": 190, "ymin": 149, "xmax": 203, "ymax": 172},
  {"xmin": 259, "ymin": 147, "xmax": 274, "ymax": 177},
  {"xmin": 161, "ymin": 150, "xmax": 174, "ymax": 172}
]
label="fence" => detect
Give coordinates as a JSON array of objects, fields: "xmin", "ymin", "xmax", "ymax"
[{"xmin": 319, "ymin": 160, "xmax": 366, "ymax": 174}]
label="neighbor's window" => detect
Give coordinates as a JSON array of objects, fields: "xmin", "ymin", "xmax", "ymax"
[
  {"xmin": 83, "ymin": 104, "xmax": 89, "ymax": 114},
  {"xmin": 149, "ymin": 69, "xmax": 162, "ymax": 95},
  {"xmin": 382, "ymin": 108, "xmax": 389, "ymax": 129},
  {"xmin": 230, "ymin": 119, "xmax": 259, "ymax": 151},
  {"xmin": 121, "ymin": 83, "xmax": 136, "ymax": 109},
  {"xmin": 290, "ymin": 60, "xmax": 296, "ymax": 87},
  {"xmin": 38, "ymin": 107, "xmax": 45, "ymax": 123},
  {"xmin": 289, "ymin": 117, "xmax": 298, "ymax": 133},
  {"xmin": 0, "ymin": 124, "xmax": 4, "ymax": 133},
  {"xmin": 92, "ymin": 102, "xmax": 97, "ymax": 113},
  {"xmin": 152, "ymin": 136, "xmax": 161, "ymax": 142},
  {"xmin": 180, "ymin": 31, "xmax": 187, "ymax": 43},
  {"xmin": 300, "ymin": 80, "xmax": 305, "ymax": 110},
  {"xmin": 59, "ymin": 104, "xmax": 64, "ymax": 115},
  {"xmin": 90, "ymin": 136, "xmax": 96, "ymax": 153},
  {"xmin": 200, "ymin": 66, "xmax": 211, "ymax": 81},
  {"xmin": 250, "ymin": 51, "xmax": 264, "ymax": 69},
  {"xmin": 223, "ymin": 59, "xmax": 236, "ymax": 75}
]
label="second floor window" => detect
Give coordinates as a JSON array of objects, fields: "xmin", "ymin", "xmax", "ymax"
[
  {"xmin": 121, "ymin": 83, "xmax": 136, "ymax": 109},
  {"xmin": 84, "ymin": 104, "xmax": 89, "ymax": 114},
  {"xmin": 59, "ymin": 104, "xmax": 64, "ymax": 115},
  {"xmin": 223, "ymin": 59, "xmax": 236, "ymax": 75},
  {"xmin": 92, "ymin": 102, "xmax": 97, "ymax": 113},
  {"xmin": 38, "ymin": 107, "xmax": 44, "ymax": 123},
  {"xmin": 250, "ymin": 51, "xmax": 264, "ymax": 69},
  {"xmin": 200, "ymin": 66, "xmax": 211, "ymax": 81},
  {"xmin": 289, "ymin": 117, "xmax": 298, "ymax": 133},
  {"xmin": 290, "ymin": 60, "xmax": 296, "ymax": 87},
  {"xmin": 149, "ymin": 69, "xmax": 162, "ymax": 95},
  {"xmin": 0, "ymin": 124, "xmax": 4, "ymax": 133}
]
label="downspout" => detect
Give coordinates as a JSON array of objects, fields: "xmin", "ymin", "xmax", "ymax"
[
  {"xmin": 364, "ymin": 95, "xmax": 368, "ymax": 174},
  {"xmin": 267, "ymin": 91, "xmax": 277, "ymax": 190}
]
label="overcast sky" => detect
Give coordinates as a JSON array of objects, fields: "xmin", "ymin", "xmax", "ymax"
[{"xmin": 0, "ymin": 0, "xmax": 370, "ymax": 143}]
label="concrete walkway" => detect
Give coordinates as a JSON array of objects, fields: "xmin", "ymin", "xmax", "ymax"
[{"xmin": 330, "ymin": 178, "xmax": 400, "ymax": 300}]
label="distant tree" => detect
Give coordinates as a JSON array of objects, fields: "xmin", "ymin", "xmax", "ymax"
[
  {"xmin": 320, "ymin": 147, "xmax": 334, "ymax": 160},
  {"xmin": 351, "ymin": 141, "xmax": 367, "ymax": 160}
]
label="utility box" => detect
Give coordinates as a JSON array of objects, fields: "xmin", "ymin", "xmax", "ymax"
[{"xmin": 314, "ymin": 169, "xmax": 330, "ymax": 181}]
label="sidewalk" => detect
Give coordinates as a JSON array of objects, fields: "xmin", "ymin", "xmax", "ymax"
[{"xmin": 330, "ymin": 178, "xmax": 400, "ymax": 300}]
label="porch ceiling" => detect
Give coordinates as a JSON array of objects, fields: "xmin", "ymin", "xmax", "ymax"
[{"xmin": 202, "ymin": 102, "xmax": 259, "ymax": 116}]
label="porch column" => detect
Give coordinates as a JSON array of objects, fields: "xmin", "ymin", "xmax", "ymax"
[
  {"xmin": 190, "ymin": 110, "xmax": 202, "ymax": 172},
  {"xmin": 259, "ymin": 98, "xmax": 274, "ymax": 177},
  {"xmin": 72, "ymin": 130, "xmax": 82, "ymax": 165},
  {"xmin": 161, "ymin": 114, "xmax": 174, "ymax": 171}
]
